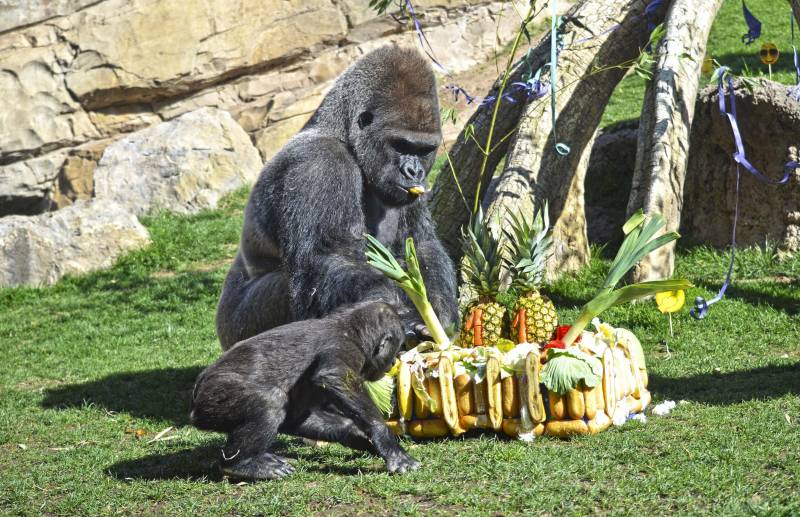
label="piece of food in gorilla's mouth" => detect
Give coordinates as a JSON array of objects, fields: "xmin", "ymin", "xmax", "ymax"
[{"xmin": 407, "ymin": 186, "xmax": 425, "ymax": 196}]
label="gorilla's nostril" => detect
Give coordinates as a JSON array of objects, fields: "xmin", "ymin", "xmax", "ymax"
[{"xmin": 401, "ymin": 158, "xmax": 425, "ymax": 181}]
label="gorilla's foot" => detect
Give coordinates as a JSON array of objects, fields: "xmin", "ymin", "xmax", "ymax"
[
  {"xmin": 221, "ymin": 452, "xmax": 294, "ymax": 480},
  {"xmin": 385, "ymin": 451, "xmax": 421, "ymax": 474}
]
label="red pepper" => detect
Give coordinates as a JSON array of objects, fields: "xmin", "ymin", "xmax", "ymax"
[
  {"xmin": 543, "ymin": 339, "xmax": 566, "ymax": 350},
  {"xmin": 554, "ymin": 325, "xmax": 581, "ymax": 343}
]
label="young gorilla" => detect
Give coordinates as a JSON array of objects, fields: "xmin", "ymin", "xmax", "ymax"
[
  {"xmin": 191, "ymin": 302, "xmax": 418, "ymax": 480},
  {"xmin": 215, "ymin": 45, "xmax": 458, "ymax": 350}
]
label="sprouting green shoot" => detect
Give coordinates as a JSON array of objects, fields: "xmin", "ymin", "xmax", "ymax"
[
  {"xmin": 561, "ymin": 211, "xmax": 693, "ymax": 346},
  {"xmin": 364, "ymin": 234, "xmax": 449, "ymax": 347}
]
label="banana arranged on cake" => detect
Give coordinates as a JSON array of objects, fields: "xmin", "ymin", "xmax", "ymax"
[
  {"xmin": 364, "ymin": 207, "xmax": 691, "ymax": 440},
  {"xmin": 382, "ymin": 320, "xmax": 650, "ymax": 439}
]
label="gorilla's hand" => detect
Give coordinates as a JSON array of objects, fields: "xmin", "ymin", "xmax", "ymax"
[
  {"xmin": 397, "ymin": 307, "xmax": 431, "ymax": 343},
  {"xmin": 386, "ymin": 450, "xmax": 421, "ymax": 474}
]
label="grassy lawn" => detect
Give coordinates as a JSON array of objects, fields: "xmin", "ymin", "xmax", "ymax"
[
  {"xmin": 602, "ymin": 0, "xmax": 798, "ymax": 127},
  {"xmin": 2, "ymin": 188, "xmax": 799, "ymax": 515},
  {"xmin": 2, "ymin": 0, "xmax": 800, "ymax": 515}
]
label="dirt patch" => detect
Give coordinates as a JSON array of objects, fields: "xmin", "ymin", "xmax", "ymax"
[
  {"xmin": 312, "ymin": 489, "xmax": 465, "ymax": 516},
  {"xmin": 14, "ymin": 378, "xmax": 70, "ymax": 392},
  {"xmin": 150, "ymin": 257, "xmax": 233, "ymax": 280}
]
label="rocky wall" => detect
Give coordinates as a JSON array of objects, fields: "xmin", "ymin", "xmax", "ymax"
[{"xmin": 0, "ymin": 0, "xmax": 525, "ymax": 217}]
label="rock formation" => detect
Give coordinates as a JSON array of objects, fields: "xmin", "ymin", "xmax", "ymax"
[
  {"xmin": 0, "ymin": 0, "xmax": 523, "ymax": 216},
  {"xmin": 0, "ymin": 200, "xmax": 150, "ymax": 287},
  {"xmin": 94, "ymin": 108, "xmax": 261, "ymax": 216}
]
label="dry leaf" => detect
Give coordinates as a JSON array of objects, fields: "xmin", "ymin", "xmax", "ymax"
[
  {"xmin": 147, "ymin": 426, "xmax": 174, "ymax": 444},
  {"xmin": 134, "ymin": 428, "xmax": 147, "ymax": 439}
]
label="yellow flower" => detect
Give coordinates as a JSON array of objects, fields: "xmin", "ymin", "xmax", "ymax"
[{"xmin": 655, "ymin": 290, "xmax": 685, "ymax": 314}]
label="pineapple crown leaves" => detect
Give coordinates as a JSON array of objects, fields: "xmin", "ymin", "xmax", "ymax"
[
  {"xmin": 460, "ymin": 208, "xmax": 503, "ymax": 297},
  {"xmin": 502, "ymin": 202, "xmax": 553, "ymax": 290}
]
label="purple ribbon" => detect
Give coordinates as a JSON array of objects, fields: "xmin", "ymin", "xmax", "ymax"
[
  {"xmin": 791, "ymin": 14, "xmax": 800, "ymax": 101},
  {"xmin": 692, "ymin": 68, "xmax": 799, "ymax": 319},
  {"xmin": 741, "ymin": 0, "xmax": 762, "ymax": 45},
  {"xmin": 445, "ymin": 75, "xmax": 548, "ymax": 108},
  {"xmin": 404, "ymin": 0, "xmax": 448, "ymax": 74},
  {"xmin": 716, "ymin": 70, "xmax": 796, "ymax": 186}
]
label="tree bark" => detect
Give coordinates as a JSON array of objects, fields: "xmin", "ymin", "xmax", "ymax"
[
  {"xmin": 626, "ymin": 0, "xmax": 723, "ymax": 282},
  {"xmin": 430, "ymin": 33, "xmax": 547, "ymax": 259},
  {"xmin": 487, "ymin": 0, "xmax": 660, "ymax": 276}
]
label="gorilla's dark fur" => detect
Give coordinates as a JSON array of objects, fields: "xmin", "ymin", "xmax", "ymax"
[
  {"xmin": 191, "ymin": 302, "xmax": 416, "ymax": 480},
  {"xmin": 216, "ymin": 46, "xmax": 458, "ymax": 349}
]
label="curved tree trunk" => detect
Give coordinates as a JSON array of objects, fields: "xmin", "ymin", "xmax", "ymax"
[
  {"xmin": 626, "ymin": 0, "xmax": 723, "ymax": 283},
  {"xmin": 791, "ymin": 0, "xmax": 800, "ymax": 27},
  {"xmin": 430, "ymin": 28, "xmax": 549, "ymax": 259},
  {"xmin": 487, "ymin": 0, "xmax": 661, "ymax": 276}
]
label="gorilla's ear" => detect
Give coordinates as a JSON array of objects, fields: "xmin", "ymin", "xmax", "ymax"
[{"xmin": 357, "ymin": 111, "xmax": 374, "ymax": 129}]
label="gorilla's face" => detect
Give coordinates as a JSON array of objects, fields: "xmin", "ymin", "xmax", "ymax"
[{"xmin": 352, "ymin": 78, "xmax": 441, "ymax": 207}]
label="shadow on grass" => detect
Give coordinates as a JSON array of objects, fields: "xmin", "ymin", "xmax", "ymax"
[
  {"xmin": 42, "ymin": 366, "xmax": 203, "ymax": 425},
  {"xmin": 694, "ymin": 278, "xmax": 800, "ymax": 315},
  {"xmin": 108, "ymin": 442, "xmax": 379, "ymax": 481},
  {"xmin": 650, "ymin": 363, "xmax": 800, "ymax": 405},
  {"xmin": 108, "ymin": 445, "xmax": 224, "ymax": 482}
]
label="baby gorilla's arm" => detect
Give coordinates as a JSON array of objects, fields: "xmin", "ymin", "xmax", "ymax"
[{"xmin": 313, "ymin": 358, "xmax": 420, "ymax": 474}]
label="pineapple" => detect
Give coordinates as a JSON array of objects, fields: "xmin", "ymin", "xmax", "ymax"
[
  {"xmin": 504, "ymin": 203, "xmax": 558, "ymax": 344},
  {"xmin": 460, "ymin": 209, "xmax": 506, "ymax": 347}
]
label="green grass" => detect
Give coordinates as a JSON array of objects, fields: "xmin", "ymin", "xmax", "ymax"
[
  {"xmin": 2, "ymin": 187, "xmax": 799, "ymax": 515},
  {"xmin": 602, "ymin": 0, "xmax": 799, "ymax": 127},
  {"xmin": 3, "ymin": 1, "xmax": 800, "ymax": 514}
]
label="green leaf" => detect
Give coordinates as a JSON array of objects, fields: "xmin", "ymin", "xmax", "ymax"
[
  {"xmin": 541, "ymin": 352, "xmax": 601, "ymax": 395},
  {"xmin": 364, "ymin": 376, "xmax": 395, "ymax": 418},
  {"xmin": 622, "ymin": 210, "xmax": 645, "ymax": 235},
  {"xmin": 584, "ymin": 279, "xmax": 694, "ymax": 316}
]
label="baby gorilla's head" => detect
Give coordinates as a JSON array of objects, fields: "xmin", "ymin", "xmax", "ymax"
[{"xmin": 343, "ymin": 302, "xmax": 405, "ymax": 381}]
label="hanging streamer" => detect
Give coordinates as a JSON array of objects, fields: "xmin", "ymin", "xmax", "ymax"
[
  {"xmin": 791, "ymin": 13, "xmax": 800, "ymax": 101},
  {"xmin": 549, "ymin": 0, "xmax": 570, "ymax": 156},
  {"xmin": 404, "ymin": 0, "xmax": 448, "ymax": 74},
  {"xmin": 691, "ymin": 68, "xmax": 800, "ymax": 319},
  {"xmin": 741, "ymin": 0, "xmax": 762, "ymax": 45}
]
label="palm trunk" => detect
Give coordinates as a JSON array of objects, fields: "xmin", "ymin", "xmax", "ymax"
[
  {"xmin": 626, "ymin": 0, "xmax": 723, "ymax": 282},
  {"xmin": 487, "ymin": 0, "xmax": 661, "ymax": 276}
]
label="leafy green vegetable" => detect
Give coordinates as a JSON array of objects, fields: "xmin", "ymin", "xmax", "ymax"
[
  {"xmin": 364, "ymin": 375, "xmax": 395, "ymax": 418},
  {"xmin": 364, "ymin": 235, "xmax": 449, "ymax": 346},
  {"xmin": 562, "ymin": 211, "xmax": 693, "ymax": 346},
  {"xmin": 541, "ymin": 349, "xmax": 602, "ymax": 395}
]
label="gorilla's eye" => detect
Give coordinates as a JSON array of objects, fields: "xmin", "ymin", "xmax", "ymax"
[
  {"xmin": 357, "ymin": 112, "xmax": 374, "ymax": 129},
  {"xmin": 378, "ymin": 333, "xmax": 394, "ymax": 351}
]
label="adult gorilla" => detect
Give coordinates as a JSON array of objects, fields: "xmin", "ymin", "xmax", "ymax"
[{"xmin": 216, "ymin": 46, "xmax": 458, "ymax": 349}]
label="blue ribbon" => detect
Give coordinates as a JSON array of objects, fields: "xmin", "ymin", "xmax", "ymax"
[
  {"xmin": 692, "ymin": 68, "xmax": 800, "ymax": 319},
  {"xmin": 791, "ymin": 13, "xmax": 800, "ymax": 101},
  {"xmin": 644, "ymin": 0, "xmax": 665, "ymax": 32},
  {"xmin": 404, "ymin": 0, "xmax": 448, "ymax": 74},
  {"xmin": 741, "ymin": 0, "xmax": 762, "ymax": 45}
]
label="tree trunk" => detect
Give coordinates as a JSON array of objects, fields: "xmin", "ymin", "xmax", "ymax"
[
  {"xmin": 626, "ymin": 0, "xmax": 723, "ymax": 282},
  {"xmin": 430, "ymin": 33, "xmax": 548, "ymax": 259},
  {"xmin": 790, "ymin": 0, "xmax": 800, "ymax": 28},
  {"xmin": 487, "ymin": 0, "xmax": 661, "ymax": 276}
]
